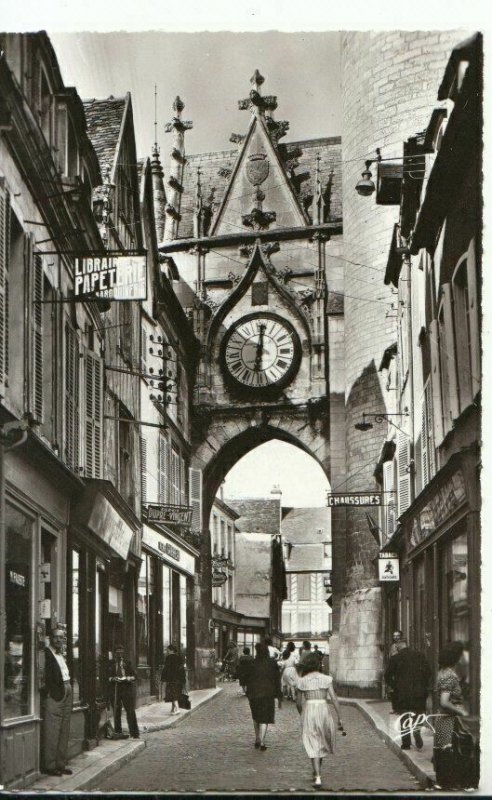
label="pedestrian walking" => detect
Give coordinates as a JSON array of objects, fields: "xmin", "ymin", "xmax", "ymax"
[
  {"xmin": 108, "ymin": 644, "xmax": 140, "ymax": 738},
  {"xmin": 161, "ymin": 645, "xmax": 186, "ymax": 715},
  {"xmin": 41, "ymin": 627, "xmax": 73, "ymax": 776},
  {"xmin": 384, "ymin": 639, "xmax": 431, "ymax": 750},
  {"xmin": 221, "ymin": 641, "xmax": 239, "ymax": 681},
  {"xmin": 295, "ymin": 652, "xmax": 344, "ymax": 789},
  {"xmin": 313, "ymin": 645, "xmax": 324, "ymax": 671},
  {"xmin": 298, "ymin": 640, "xmax": 312, "ymax": 673},
  {"xmin": 279, "ymin": 641, "xmax": 299, "ymax": 700},
  {"xmin": 265, "ymin": 636, "xmax": 280, "ymax": 660},
  {"xmin": 244, "ymin": 642, "xmax": 282, "ymax": 751},
  {"xmin": 237, "ymin": 647, "xmax": 254, "ymax": 695},
  {"xmin": 433, "ymin": 642, "xmax": 476, "ymax": 790}
]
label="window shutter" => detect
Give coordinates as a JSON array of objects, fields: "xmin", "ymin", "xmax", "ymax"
[
  {"xmin": 383, "ymin": 460, "xmax": 396, "ymax": 538},
  {"xmin": 140, "ymin": 436, "xmax": 148, "ymax": 504},
  {"xmin": 85, "ymin": 350, "xmax": 103, "ymax": 478},
  {"xmin": 158, "ymin": 432, "xmax": 168, "ymax": 502},
  {"xmin": 56, "ymin": 104, "xmax": 67, "ymax": 175},
  {"xmin": 466, "ymin": 238, "xmax": 480, "ymax": 397},
  {"xmin": 189, "ymin": 467, "xmax": 202, "ymax": 532},
  {"xmin": 65, "ymin": 322, "xmax": 80, "ymax": 471},
  {"xmin": 397, "ymin": 431, "xmax": 411, "ymax": 516},
  {"xmin": 180, "ymin": 455, "xmax": 186, "ymax": 506},
  {"xmin": 429, "ymin": 319, "xmax": 444, "ymax": 447},
  {"xmin": 441, "ymin": 283, "xmax": 459, "ymax": 422},
  {"xmin": 140, "ymin": 325, "xmax": 147, "ymax": 375},
  {"xmin": 31, "ymin": 252, "xmax": 44, "ymax": 423},
  {"xmin": 421, "ymin": 394, "xmax": 429, "ymax": 488},
  {"xmin": 425, "ymin": 381, "xmax": 435, "ymax": 480},
  {"xmin": 0, "ymin": 182, "xmax": 10, "ymax": 395}
]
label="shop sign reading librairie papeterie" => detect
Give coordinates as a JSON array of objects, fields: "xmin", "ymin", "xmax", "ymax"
[
  {"xmin": 75, "ymin": 254, "xmax": 147, "ymax": 300},
  {"xmin": 144, "ymin": 503, "xmax": 193, "ymax": 527},
  {"xmin": 327, "ymin": 493, "xmax": 382, "ymax": 507}
]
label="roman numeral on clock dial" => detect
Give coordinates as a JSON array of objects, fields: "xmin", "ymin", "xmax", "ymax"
[{"xmin": 224, "ymin": 315, "xmax": 299, "ymax": 388}]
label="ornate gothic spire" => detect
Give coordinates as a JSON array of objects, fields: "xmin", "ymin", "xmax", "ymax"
[{"xmin": 150, "ymin": 86, "xmax": 166, "ymax": 243}]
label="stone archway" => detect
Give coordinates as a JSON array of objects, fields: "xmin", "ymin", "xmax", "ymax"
[{"xmin": 190, "ymin": 402, "xmax": 346, "ymax": 688}]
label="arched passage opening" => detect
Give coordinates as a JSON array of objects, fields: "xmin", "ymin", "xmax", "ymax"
[{"xmin": 192, "ymin": 423, "xmax": 340, "ymax": 688}]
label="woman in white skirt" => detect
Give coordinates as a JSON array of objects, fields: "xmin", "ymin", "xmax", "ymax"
[
  {"xmin": 295, "ymin": 653, "xmax": 344, "ymax": 788},
  {"xmin": 279, "ymin": 641, "xmax": 299, "ymax": 700}
]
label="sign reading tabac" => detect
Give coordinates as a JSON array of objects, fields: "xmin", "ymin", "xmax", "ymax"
[
  {"xmin": 74, "ymin": 254, "xmax": 147, "ymax": 300},
  {"xmin": 378, "ymin": 554, "xmax": 400, "ymax": 582},
  {"xmin": 145, "ymin": 504, "xmax": 193, "ymax": 527},
  {"xmin": 327, "ymin": 493, "xmax": 382, "ymax": 507}
]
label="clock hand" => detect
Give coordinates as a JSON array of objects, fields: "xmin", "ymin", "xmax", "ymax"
[{"xmin": 254, "ymin": 324, "xmax": 266, "ymax": 372}]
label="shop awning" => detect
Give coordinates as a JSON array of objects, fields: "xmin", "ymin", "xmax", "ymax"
[{"xmin": 71, "ymin": 481, "xmax": 139, "ymax": 560}]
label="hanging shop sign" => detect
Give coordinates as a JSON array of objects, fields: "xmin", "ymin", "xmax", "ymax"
[
  {"xmin": 378, "ymin": 553, "xmax": 400, "ymax": 582},
  {"xmin": 409, "ymin": 469, "xmax": 466, "ymax": 549},
  {"xmin": 327, "ymin": 493, "xmax": 382, "ymax": 507},
  {"xmin": 74, "ymin": 254, "xmax": 147, "ymax": 300},
  {"xmin": 143, "ymin": 503, "xmax": 193, "ymax": 527}
]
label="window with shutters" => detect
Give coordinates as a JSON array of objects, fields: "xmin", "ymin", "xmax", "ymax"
[
  {"xmin": 0, "ymin": 181, "xmax": 11, "ymax": 396},
  {"xmin": 438, "ymin": 287, "xmax": 459, "ymax": 433},
  {"xmin": 118, "ymin": 404, "xmax": 134, "ymax": 506},
  {"xmin": 297, "ymin": 611, "xmax": 311, "ymax": 633},
  {"xmin": 297, "ymin": 573, "xmax": 311, "ymax": 601},
  {"xmin": 140, "ymin": 325, "xmax": 148, "ymax": 377},
  {"xmin": 189, "ymin": 467, "xmax": 202, "ymax": 532},
  {"xmin": 452, "ymin": 255, "xmax": 474, "ymax": 413},
  {"xmin": 421, "ymin": 380, "xmax": 436, "ymax": 490},
  {"xmin": 383, "ymin": 460, "xmax": 397, "ymax": 540},
  {"xmin": 85, "ymin": 350, "xmax": 103, "ymax": 478},
  {"xmin": 64, "ymin": 322, "xmax": 80, "ymax": 471},
  {"xmin": 171, "ymin": 446, "xmax": 180, "ymax": 505},
  {"xmin": 158, "ymin": 432, "xmax": 169, "ymax": 503},
  {"xmin": 140, "ymin": 436, "xmax": 148, "ymax": 504},
  {"xmin": 397, "ymin": 432, "xmax": 412, "ymax": 517},
  {"xmin": 36, "ymin": 65, "xmax": 51, "ymax": 144},
  {"xmin": 30, "ymin": 253, "xmax": 44, "ymax": 423},
  {"xmin": 41, "ymin": 274, "xmax": 57, "ymax": 443}
]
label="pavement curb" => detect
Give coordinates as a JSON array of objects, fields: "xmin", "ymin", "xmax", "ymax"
[
  {"xmin": 68, "ymin": 739, "xmax": 146, "ymax": 793},
  {"xmin": 340, "ymin": 698, "xmax": 433, "ymax": 789},
  {"xmin": 141, "ymin": 687, "xmax": 223, "ymax": 732}
]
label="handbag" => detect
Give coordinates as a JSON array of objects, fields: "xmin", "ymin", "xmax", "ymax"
[
  {"xmin": 452, "ymin": 717, "xmax": 478, "ymax": 788},
  {"xmin": 178, "ymin": 692, "xmax": 191, "ymax": 710}
]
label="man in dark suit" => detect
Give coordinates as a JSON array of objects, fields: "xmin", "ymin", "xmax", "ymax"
[
  {"xmin": 385, "ymin": 639, "xmax": 432, "ymax": 750},
  {"xmin": 42, "ymin": 627, "xmax": 73, "ymax": 776},
  {"xmin": 108, "ymin": 644, "xmax": 139, "ymax": 738}
]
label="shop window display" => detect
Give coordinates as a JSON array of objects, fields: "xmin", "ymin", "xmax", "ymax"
[{"xmin": 4, "ymin": 504, "xmax": 33, "ymax": 720}]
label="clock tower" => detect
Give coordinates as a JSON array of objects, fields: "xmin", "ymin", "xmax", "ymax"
[{"xmin": 158, "ymin": 73, "xmax": 346, "ymax": 688}]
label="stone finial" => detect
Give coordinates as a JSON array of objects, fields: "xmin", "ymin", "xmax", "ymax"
[
  {"xmin": 173, "ymin": 95, "xmax": 185, "ymax": 115},
  {"xmin": 194, "ymin": 167, "xmax": 204, "ymax": 238},
  {"xmin": 313, "ymin": 152, "xmax": 325, "ymax": 225},
  {"xmin": 250, "ymin": 69, "xmax": 265, "ymax": 90}
]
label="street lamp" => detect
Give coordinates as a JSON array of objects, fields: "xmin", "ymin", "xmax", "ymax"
[
  {"xmin": 354, "ymin": 411, "xmax": 410, "ymax": 436},
  {"xmin": 355, "ymin": 149, "xmax": 381, "ymax": 197}
]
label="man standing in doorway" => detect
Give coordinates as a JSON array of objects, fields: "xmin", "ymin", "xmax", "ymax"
[
  {"xmin": 42, "ymin": 627, "xmax": 73, "ymax": 776},
  {"xmin": 108, "ymin": 644, "xmax": 140, "ymax": 738}
]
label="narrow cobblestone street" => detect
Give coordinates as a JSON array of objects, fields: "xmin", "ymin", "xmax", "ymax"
[{"xmin": 96, "ymin": 683, "xmax": 420, "ymax": 793}]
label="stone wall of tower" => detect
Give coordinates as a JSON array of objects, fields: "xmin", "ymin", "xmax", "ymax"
[{"xmin": 332, "ymin": 29, "xmax": 469, "ymax": 693}]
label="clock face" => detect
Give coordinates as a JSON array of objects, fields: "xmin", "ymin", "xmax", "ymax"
[{"xmin": 222, "ymin": 313, "xmax": 300, "ymax": 390}]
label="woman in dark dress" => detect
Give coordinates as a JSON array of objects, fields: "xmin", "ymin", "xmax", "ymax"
[
  {"xmin": 161, "ymin": 645, "xmax": 186, "ymax": 716},
  {"xmin": 244, "ymin": 642, "xmax": 282, "ymax": 751}
]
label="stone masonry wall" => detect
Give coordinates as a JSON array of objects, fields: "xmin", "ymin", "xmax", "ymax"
[{"xmin": 333, "ymin": 29, "xmax": 470, "ymax": 692}]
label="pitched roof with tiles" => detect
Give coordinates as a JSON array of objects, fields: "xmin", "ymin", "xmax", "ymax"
[
  {"xmin": 177, "ymin": 135, "xmax": 342, "ymax": 240},
  {"xmin": 226, "ymin": 497, "xmax": 281, "ymax": 536},
  {"xmin": 282, "ymin": 507, "xmax": 331, "ymax": 543},
  {"xmin": 83, "ymin": 94, "xmax": 127, "ymax": 181}
]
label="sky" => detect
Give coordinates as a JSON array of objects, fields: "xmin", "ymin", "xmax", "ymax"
[
  {"xmin": 50, "ymin": 31, "xmax": 341, "ymax": 160},
  {"xmin": 223, "ymin": 440, "xmax": 330, "ymax": 507}
]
